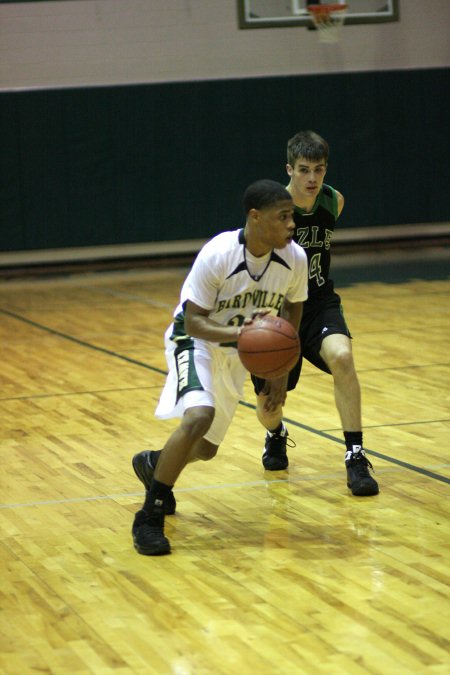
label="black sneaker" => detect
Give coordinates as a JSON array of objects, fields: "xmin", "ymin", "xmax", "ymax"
[
  {"xmin": 345, "ymin": 450, "xmax": 379, "ymax": 496},
  {"xmin": 262, "ymin": 424, "xmax": 295, "ymax": 471},
  {"xmin": 132, "ymin": 451, "xmax": 177, "ymax": 515},
  {"xmin": 132, "ymin": 506, "xmax": 171, "ymax": 556}
]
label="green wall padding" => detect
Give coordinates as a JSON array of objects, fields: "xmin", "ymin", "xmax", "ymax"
[{"xmin": 1, "ymin": 68, "xmax": 449, "ymax": 252}]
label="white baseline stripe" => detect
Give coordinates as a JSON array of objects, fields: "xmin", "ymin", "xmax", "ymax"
[{"xmin": 1, "ymin": 464, "xmax": 449, "ymax": 510}]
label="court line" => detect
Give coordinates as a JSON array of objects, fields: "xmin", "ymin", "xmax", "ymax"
[
  {"xmin": 2, "ymin": 464, "xmax": 449, "ymax": 510},
  {"xmin": 0, "ymin": 308, "xmax": 167, "ymax": 375},
  {"xmin": 345, "ymin": 418, "xmax": 450, "ymax": 430},
  {"xmin": 239, "ymin": 402, "xmax": 450, "ymax": 485},
  {"xmin": 2, "ymin": 307, "xmax": 449, "ymax": 486},
  {"xmin": 0, "ymin": 385, "xmax": 154, "ymax": 402}
]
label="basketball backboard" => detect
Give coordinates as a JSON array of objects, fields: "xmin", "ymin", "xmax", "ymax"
[{"xmin": 237, "ymin": 1, "xmax": 399, "ymax": 29}]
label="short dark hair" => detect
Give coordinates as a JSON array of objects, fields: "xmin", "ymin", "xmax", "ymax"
[
  {"xmin": 243, "ymin": 179, "xmax": 291, "ymax": 213},
  {"xmin": 287, "ymin": 130, "xmax": 329, "ymax": 167}
]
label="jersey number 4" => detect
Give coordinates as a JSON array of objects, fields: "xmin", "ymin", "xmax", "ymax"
[{"xmin": 309, "ymin": 253, "xmax": 325, "ymax": 286}]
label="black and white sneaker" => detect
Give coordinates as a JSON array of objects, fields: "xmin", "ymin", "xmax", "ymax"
[
  {"xmin": 262, "ymin": 424, "xmax": 295, "ymax": 471},
  {"xmin": 132, "ymin": 451, "xmax": 177, "ymax": 515},
  {"xmin": 345, "ymin": 450, "xmax": 379, "ymax": 496},
  {"xmin": 132, "ymin": 504, "xmax": 171, "ymax": 556}
]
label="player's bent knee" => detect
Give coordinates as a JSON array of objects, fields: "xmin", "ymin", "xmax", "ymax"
[
  {"xmin": 328, "ymin": 348, "xmax": 354, "ymax": 375},
  {"xmin": 182, "ymin": 405, "xmax": 215, "ymax": 439}
]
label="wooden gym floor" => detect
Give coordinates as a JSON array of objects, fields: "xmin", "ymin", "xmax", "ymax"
[{"xmin": 0, "ymin": 248, "xmax": 449, "ymax": 674}]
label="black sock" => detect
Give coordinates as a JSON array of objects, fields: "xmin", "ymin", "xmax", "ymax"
[
  {"xmin": 143, "ymin": 478, "xmax": 173, "ymax": 513},
  {"xmin": 344, "ymin": 431, "xmax": 363, "ymax": 455}
]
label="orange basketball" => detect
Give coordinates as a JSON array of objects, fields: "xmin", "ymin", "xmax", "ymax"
[{"xmin": 238, "ymin": 315, "xmax": 300, "ymax": 379}]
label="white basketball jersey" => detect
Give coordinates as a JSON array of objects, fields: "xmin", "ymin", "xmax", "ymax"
[{"xmin": 172, "ymin": 228, "xmax": 308, "ymax": 336}]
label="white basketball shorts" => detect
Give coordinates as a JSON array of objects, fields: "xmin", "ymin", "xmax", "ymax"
[{"xmin": 155, "ymin": 324, "xmax": 247, "ymax": 446}]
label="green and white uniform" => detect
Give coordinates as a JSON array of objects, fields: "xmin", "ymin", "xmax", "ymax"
[{"xmin": 155, "ymin": 228, "xmax": 308, "ymax": 444}]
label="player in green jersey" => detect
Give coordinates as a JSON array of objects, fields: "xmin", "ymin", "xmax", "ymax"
[{"xmin": 253, "ymin": 130, "xmax": 379, "ymax": 496}]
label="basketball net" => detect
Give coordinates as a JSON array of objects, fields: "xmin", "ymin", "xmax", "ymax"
[{"xmin": 307, "ymin": 4, "xmax": 348, "ymax": 43}]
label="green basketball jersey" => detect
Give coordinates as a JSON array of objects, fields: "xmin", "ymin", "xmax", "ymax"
[{"xmin": 292, "ymin": 183, "xmax": 339, "ymax": 300}]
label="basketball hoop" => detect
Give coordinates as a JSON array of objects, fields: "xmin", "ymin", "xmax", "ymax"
[{"xmin": 307, "ymin": 4, "xmax": 348, "ymax": 43}]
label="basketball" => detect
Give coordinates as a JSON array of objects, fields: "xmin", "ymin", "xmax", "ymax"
[{"xmin": 238, "ymin": 315, "xmax": 300, "ymax": 379}]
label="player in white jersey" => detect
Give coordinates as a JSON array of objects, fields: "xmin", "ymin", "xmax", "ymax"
[{"xmin": 131, "ymin": 179, "xmax": 308, "ymax": 556}]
